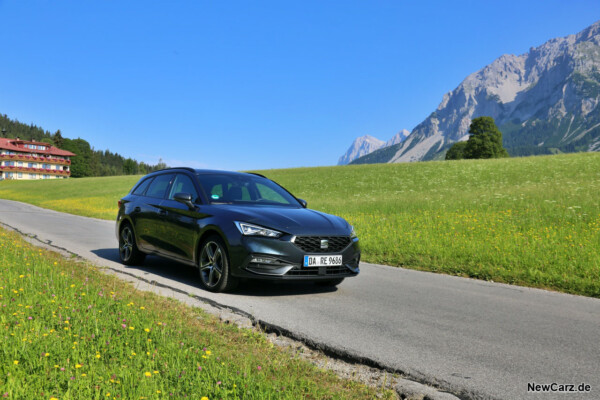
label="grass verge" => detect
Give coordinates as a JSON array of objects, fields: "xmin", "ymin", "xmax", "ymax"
[{"xmin": 0, "ymin": 228, "xmax": 393, "ymax": 399}]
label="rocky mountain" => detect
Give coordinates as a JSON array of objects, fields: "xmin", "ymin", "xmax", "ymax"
[
  {"xmin": 337, "ymin": 135, "xmax": 385, "ymax": 165},
  {"xmin": 337, "ymin": 129, "xmax": 410, "ymax": 165},
  {"xmin": 385, "ymin": 129, "xmax": 411, "ymax": 147},
  {"xmin": 352, "ymin": 20, "xmax": 600, "ymax": 165}
]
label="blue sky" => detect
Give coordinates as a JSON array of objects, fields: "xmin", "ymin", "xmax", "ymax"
[{"xmin": 1, "ymin": 1, "xmax": 599, "ymax": 171}]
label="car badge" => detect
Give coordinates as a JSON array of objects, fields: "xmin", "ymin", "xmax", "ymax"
[{"xmin": 320, "ymin": 239, "xmax": 329, "ymax": 249}]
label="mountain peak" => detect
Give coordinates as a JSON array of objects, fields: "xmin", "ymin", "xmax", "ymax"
[
  {"xmin": 337, "ymin": 135, "xmax": 385, "ymax": 165},
  {"xmin": 351, "ymin": 20, "xmax": 600, "ymax": 165},
  {"xmin": 338, "ymin": 130, "xmax": 411, "ymax": 165}
]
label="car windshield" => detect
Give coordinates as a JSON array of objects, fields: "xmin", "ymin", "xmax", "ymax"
[{"xmin": 196, "ymin": 173, "xmax": 300, "ymax": 207}]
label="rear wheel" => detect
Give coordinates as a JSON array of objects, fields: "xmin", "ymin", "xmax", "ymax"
[
  {"xmin": 198, "ymin": 236, "xmax": 238, "ymax": 293},
  {"xmin": 119, "ymin": 223, "xmax": 146, "ymax": 265},
  {"xmin": 315, "ymin": 278, "xmax": 345, "ymax": 287}
]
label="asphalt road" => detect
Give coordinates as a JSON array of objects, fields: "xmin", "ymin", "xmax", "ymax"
[{"xmin": 1, "ymin": 199, "xmax": 599, "ymax": 400}]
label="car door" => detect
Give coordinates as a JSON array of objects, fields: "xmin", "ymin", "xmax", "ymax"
[
  {"xmin": 135, "ymin": 173, "xmax": 175, "ymax": 253},
  {"xmin": 158, "ymin": 173, "xmax": 203, "ymax": 263}
]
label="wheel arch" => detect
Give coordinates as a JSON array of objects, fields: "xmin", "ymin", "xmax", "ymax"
[{"xmin": 195, "ymin": 227, "xmax": 229, "ymax": 266}]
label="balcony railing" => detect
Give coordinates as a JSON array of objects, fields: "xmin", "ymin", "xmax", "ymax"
[
  {"xmin": 0, "ymin": 165, "xmax": 71, "ymax": 176},
  {"xmin": 0, "ymin": 153, "xmax": 71, "ymax": 165}
]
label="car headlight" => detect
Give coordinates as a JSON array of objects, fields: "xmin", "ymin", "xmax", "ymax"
[
  {"xmin": 350, "ymin": 225, "xmax": 358, "ymax": 239},
  {"xmin": 235, "ymin": 222, "xmax": 282, "ymax": 238}
]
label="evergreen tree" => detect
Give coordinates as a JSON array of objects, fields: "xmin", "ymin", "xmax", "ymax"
[
  {"xmin": 53, "ymin": 130, "xmax": 64, "ymax": 148},
  {"xmin": 123, "ymin": 158, "xmax": 138, "ymax": 175}
]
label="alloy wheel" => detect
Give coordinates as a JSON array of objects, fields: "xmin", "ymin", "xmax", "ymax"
[
  {"xmin": 120, "ymin": 226, "xmax": 134, "ymax": 262},
  {"xmin": 199, "ymin": 241, "xmax": 224, "ymax": 288}
]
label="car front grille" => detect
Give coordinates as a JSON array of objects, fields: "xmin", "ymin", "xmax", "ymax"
[{"xmin": 292, "ymin": 236, "xmax": 351, "ymax": 253}]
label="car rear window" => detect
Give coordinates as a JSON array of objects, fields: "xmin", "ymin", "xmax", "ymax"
[
  {"xmin": 132, "ymin": 177, "xmax": 153, "ymax": 196},
  {"xmin": 145, "ymin": 173, "xmax": 174, "ymax": 199}
]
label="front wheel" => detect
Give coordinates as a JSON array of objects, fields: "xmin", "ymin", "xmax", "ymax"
[
  {"xmin": 198, "ymin": 236, "xmax": 238, "ymax": 293},
  {"xmin": 119, "ymin": 223, "xmax": 146, "ymax": 266}
]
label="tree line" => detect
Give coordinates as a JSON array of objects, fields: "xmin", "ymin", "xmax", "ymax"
[{"xmin": 1, "ymin": 114, "xmax": 166, "ymax": 177}]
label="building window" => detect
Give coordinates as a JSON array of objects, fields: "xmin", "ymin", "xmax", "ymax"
[
  {"xmin": 17, "ymin": 172, "xmax": 23, "ymax": 178},
  {"xmin": 28, "ymin": 163, "xmax": 33, "ymax": 168},
  {"xmin": 17, "ymin": 161, "xmax": 23, "ymax": 167},
  {"xmin": 30, "ymin": 174, "xmax": 37, "ymax": 179}
]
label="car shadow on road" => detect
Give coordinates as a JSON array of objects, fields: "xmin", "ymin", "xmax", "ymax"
[{"xmin": 91, "ymin": 248, "xmax": 339, "ymax": 297}]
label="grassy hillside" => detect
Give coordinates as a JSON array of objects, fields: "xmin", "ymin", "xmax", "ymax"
[{"xmin": 1, "ymin": 153, "xmax": 599, "ymax": 297}]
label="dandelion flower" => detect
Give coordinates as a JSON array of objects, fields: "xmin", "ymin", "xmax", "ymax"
[
  {"xmin": 144, "ymin": 372, "xmax": 152, "ymax": 377},
  {"xmin": 13, "ymin": 360, "xmax": 18, "ymax": 365}
]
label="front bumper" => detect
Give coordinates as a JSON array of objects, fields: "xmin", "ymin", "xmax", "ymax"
[{"xmin": 229, "ymin": 234, "xmax": 360, "ymax": 280}]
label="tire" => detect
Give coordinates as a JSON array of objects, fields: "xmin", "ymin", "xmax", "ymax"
[
  {"xmin": 198, "ymin": 236, "xmax": 238, "ymax": 293},
  {"xmin": 119, "ymin": 223, "xmax": 146, "ymax": 266},
  {"xmin": 315, "ymin": 278, "xmax": 345, "ymax": 287}
]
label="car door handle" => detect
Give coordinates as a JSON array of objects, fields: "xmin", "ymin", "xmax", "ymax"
[{"xmin": 134, "ymin": 207, "xmax": 141, "ymax": 213}]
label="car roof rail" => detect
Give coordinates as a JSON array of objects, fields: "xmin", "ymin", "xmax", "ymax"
[
  {"xmin": 153, "ymin": 167, "xmax": 196, "ymax": 173},
  {"xmin": 248, "ymin": 172, "xmax": 266, "ymax": 178}
]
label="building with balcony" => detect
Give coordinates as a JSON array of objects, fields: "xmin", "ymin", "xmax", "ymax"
[{"xmin": 0, "ymin": 138, "xmax": 76, "ymax": 180}]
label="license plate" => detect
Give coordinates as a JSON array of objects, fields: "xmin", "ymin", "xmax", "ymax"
[{"xmin": 303, "ymin": 255, "xmax": 342, "ymax": 267}]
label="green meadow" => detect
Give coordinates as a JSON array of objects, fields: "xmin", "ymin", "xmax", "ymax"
[
  {"xmin": 0, "ymin": 152, "xmax": 599, "ymax": 297},
  {"xmin": 0, "ymin": 228, "xmax": 392, "ymax": 399}
]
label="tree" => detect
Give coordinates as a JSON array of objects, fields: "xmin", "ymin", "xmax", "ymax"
[
  {"xmin": 122, "ymin": 158, "xmax": 138, "ymax": 175},
  {"xmin": 40, "ymin": 137, "xmax": 55, "ymax": 146},
  {"xmin": 53, "ymin": 130, "xmax": 64, "ymax": 148},
  {"xmin": 61, "ymin": 138, "xmax": 93, "ymax": 177},
  {"xmin": 463, "ymin": 116, "xmax": 509, "ymax": 159},
  {"xmin": 445, "ymin": 141, "xmax": 468, "ymax": 160}
]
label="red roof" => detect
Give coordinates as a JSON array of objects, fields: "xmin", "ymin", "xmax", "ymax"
[{"xmin": 0, "ymin": 138, "xmax": 76, "ymax": 157}]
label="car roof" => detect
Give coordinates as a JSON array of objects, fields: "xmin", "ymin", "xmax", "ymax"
[{"xmin": 149, "ymin": 167, "xmax": 266, "ymax": 179}]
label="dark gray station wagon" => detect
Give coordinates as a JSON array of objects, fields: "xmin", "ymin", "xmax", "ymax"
[{"xmin": 116, "ymin": 168, "xmax": 360, "ymax": 292}]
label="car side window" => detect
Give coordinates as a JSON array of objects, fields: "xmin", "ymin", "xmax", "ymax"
[
  {"xmin": 168, "ymin": 174, "xmax": 200, "ymax": 202},
  {"xmin": 145, "ymin": 173, "xmax": 174, "ymax": 199},
  {"xmin": 132, "ymin": 177, "xmax": 153, "ymax": 196}
]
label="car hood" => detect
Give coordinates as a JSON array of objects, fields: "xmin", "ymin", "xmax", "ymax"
[{"xmin": 211, "ymin": 204, "xmax": 350, "ymax": 236}]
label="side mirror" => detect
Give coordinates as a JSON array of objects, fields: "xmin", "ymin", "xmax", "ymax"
[
  {"xmin": 174, "ymin": 192, "xmax": 195, "ymax": 210},
  {"xmin": 297, "ymin": 198, "xmax": 308, "ymax": 208}
]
